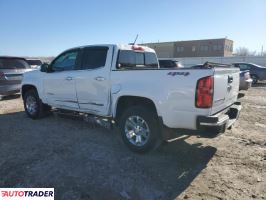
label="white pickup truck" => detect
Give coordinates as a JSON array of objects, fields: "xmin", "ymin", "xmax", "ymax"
[{"xmin": 21, "ymin": 44, "xmax": 241, "ymax": 153}]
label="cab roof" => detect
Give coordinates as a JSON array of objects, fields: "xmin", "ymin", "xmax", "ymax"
[{"xmin": 65, "ymin": 44, "xmax": 155, "ymax": 53}]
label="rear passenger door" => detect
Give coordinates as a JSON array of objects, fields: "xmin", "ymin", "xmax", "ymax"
[{"xmin": 75, "ymin": 46, "xmax": 113, "ymax": 116}]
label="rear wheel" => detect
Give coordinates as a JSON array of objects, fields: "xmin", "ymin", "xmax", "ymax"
[
  {"xmin": 251, "ymin": 74, "xmax": 258, "ymax": 84},
  {"xmin": 23, "ymin": 89, "xmax": 50, "ymax": 119},
  {"xmin": 118, "ymin": 106, "xmax": 162, "ymax": 153}
]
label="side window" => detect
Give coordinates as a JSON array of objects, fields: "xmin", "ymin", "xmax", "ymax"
[
  {"xmin": 52, "ymin": 51, "xmax": 78, "ymax": 71},
  {"xmin": 247, "ymin": 64, "xmax": 254, "ymax": 70},
  {"xmin": 81, "ymin": 47, "xmax": 108, "ymax": 70},
  {"xmin": 238, "ymin": 64, "xmax": 250, "ymax": 70}
]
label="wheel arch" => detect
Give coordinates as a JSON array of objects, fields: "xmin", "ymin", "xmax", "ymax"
[
  {"xmin": 114, "ymin": 95, "xmax": 159, "ymax": 120},
  {"xmin": 250, "ymin": 74, "xmax": 259, "ymax": 83},
  {"xmin": 21, "ymin": 84, "xmax": 38, "ymax": 99}
]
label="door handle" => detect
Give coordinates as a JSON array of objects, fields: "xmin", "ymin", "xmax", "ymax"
[
  {"xmin": 94, "ymin": 76, "xmax": 105, "ymax": 81},
  {"xmin": 228, "ymin": 75, "xmax": 233, "ymax": 84},
  {"xmin": 65, "ymin": 76, "xmax": 73, "ymax": 81}
]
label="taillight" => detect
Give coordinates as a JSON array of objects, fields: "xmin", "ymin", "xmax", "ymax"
[
  {"xmin": 244, "ymin": 72, "xmax": 250, "ymax": 80},
  {"xmin": 0, "ymin": 71, "xmax": 5, "ymax": 78},
  {"xmin": 196, "ymin": 76, "xmax": 214, "ymax": 108}
]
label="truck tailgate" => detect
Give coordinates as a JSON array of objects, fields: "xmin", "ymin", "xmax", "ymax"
[{"xmin": 211, "ymin": 67, "xmax": 240, "ymax": 115}]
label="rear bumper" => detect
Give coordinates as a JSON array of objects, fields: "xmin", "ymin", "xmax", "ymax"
[
  {"xmin": 197, "ymin": 102, "xmax": 242, "ymax": 133},
  {"xmin": 0, "ymin": 84, "xmax": 21, "ymax": 95},
  {"xmin": 239, "ymin": 79, "xmax": 252, "ymax": 90}
]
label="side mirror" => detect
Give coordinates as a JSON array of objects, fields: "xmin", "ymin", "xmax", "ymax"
[{"xmin": 40, "ymin": 63, "xmax": 49, "ymax": 72}]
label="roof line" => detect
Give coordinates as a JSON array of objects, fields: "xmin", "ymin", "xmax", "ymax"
[{"xmin": 142, "ymin": 38, "xmax": 233, "ymax": 45}]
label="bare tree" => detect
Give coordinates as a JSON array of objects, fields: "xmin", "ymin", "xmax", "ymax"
[{"xmin": 235, "ymin": 47, "xmax": 256, "ymax": 56}]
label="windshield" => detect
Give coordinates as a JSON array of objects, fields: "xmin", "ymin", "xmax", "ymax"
[{"xmin": 0, "ymin": 58, "xmax": 30, "ymax": 69}]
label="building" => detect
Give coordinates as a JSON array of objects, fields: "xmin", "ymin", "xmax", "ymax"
[{"xmin": 142, "ymin": 38, "xmax": 233, "ymax": 58}]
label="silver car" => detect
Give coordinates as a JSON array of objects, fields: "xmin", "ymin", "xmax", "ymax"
[{"xmin": 0, "ymin": 56, "xmax": 32, "ymax": 97}]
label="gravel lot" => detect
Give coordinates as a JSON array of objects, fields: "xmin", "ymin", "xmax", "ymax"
[{"xmin": 0, "ymin": 84, "xmax": 265, "ymax": 200}]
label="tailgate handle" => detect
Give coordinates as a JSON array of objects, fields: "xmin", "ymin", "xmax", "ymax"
[
  {"xmin": 65, "ymin": 76, "xmax": 73, "ymax": 81},
  {"xmin": 95, "ymin": 76, "xmax": 105, "ymax": 81},
  {"xmin": 228, "ymin": 75, "xmax": 233, "ymax": 84}
]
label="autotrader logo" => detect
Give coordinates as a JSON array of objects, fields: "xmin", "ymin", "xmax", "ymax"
[{"xmin": 0, "ymin": 188, "xmax": 54, "ymax": 200}]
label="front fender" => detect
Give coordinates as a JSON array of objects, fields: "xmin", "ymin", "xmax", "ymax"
[{"xmin": 22, "ymin": 70, "xmax": 44, "ymax": 101}]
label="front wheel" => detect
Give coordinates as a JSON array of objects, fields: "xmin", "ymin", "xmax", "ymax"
[
  {"xmin": 251, "ymin": 74, "xmax": 258, "ymax": 84},
  {"xmin": 23, "ymin": 89, "xmax": 48, "ymax": 119},
  {"xmin": 118, "ymin": 106, "xmax": 162, "ymax": 153}
]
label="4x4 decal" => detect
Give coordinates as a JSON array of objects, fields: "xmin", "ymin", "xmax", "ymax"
[{"xmin": 167, "ymin": 71, "xmax": 190, "ymax": 76}]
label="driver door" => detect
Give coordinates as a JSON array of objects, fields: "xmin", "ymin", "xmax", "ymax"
[{"xmin": 43, "ymin": 49, "xmax": 80, "ymax": 110}]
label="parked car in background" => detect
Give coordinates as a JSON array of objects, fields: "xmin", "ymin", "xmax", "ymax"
[
  {"xmin": 232, "ymin": 63, "xmax": 266, "ymax": 84},
  {"xmin": 159, "ymin": 59, "xmax": 183, "ymax": 68},
  {"xmin": 189, "ymin": 64, "xmax": 206, "ymax": 69},
  {"xmin": 239, "ymin": 70, "xmax": 252, "ymax": 90},
  {"xmin": 0, "ymin": 56, "xmax": 32, "ymax": 97},
  {"xmin": 21, "ymin": 44, "xmax": 241, "ymax": 153},
  {"xmin": 26, "ymin": 59, "xmax": 43, "ymax": 69}
]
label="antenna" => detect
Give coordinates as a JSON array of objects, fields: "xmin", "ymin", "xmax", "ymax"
[{"xmin": 133, "ymin": 34, "xmax": 138, "ymax": 45}]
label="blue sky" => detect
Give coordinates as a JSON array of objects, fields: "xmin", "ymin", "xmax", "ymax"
[{"xmin": 0, "ymin": 0, "xmax": 265, "ymax": 56}]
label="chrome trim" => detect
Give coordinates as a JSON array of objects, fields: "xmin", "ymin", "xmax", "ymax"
[
  {"xmin": 78, "ymin": 102, "xmax": 104, "ymax": 106},
  {"xmin": 200, "ymin": 115, "xmax": 229, "ymax": 126},
  {"xmin": 55, "ymin": 100, "xmax": 78, "ymax": 103}
]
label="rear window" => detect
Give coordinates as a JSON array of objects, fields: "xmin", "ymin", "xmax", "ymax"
[
  {"xmin": 27, "ymin": 60, "xmax": 42, "ymax": 66},
  {"xmin": 117, "ymin": 50, "xmax": 158, "ymax": 69},
  {"xmin": 0, "ymin": 58, "xmax": 30, "ymax": 69}
]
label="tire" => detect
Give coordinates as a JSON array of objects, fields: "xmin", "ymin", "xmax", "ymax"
[
  {"xmin": 251, "ymin": 74, "xmax": 258, "ymax": 84},
  {"xmin": 118, "ymin": 106, "xmax": 162, "ymax": 153},
  {"xmin": 23, "ymin": 89, "xmax": 48, "ymax": 119}
]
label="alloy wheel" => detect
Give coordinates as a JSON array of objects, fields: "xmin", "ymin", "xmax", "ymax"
[{"xmin": 124, "ymin": 115, "xmax": 150, "ymax": 147}]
